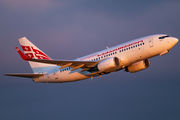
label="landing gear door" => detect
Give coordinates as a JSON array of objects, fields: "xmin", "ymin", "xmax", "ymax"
[{"xmin": 148, "ymin": 37, "xmax": 154, "ymax": 47}]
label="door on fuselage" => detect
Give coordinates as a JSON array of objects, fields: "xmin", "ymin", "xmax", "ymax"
[{"xmin": 148, "ymin": 37, "xmax": 154, "ymax": 47}]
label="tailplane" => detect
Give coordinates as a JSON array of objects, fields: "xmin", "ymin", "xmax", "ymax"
[
  {"xmin": 18, "ymin": 37, "xmax": 56, "ymax": 73},
  {"xmin": 5, "ymin": 73, "xmax": 44, "ymax": 78}
]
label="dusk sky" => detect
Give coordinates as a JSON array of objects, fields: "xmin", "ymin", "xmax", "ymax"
[{"xmin": 1, "ymin": 0, "xmax": 180, "ymax": 120}]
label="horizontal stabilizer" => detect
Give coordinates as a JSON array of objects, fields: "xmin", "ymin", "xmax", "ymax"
[{"xmin": 4, "ymin": 73, "xmax": 44, "ymax": 78}]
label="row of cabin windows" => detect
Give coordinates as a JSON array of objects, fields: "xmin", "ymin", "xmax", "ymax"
[
  {"xmin": 60, "ymin": 67, "xmax": 71, "ymax": 72},
  {"xmin": 92, "ymin": 42, "xmax": 145, "ymax": 61},
  {"xmin": 92, "ymin": 51, "xmax": 117, "ymax": 61},
  {"xmin": 119, "ymin": 42, "xmax": 144, "ymax": 52}
]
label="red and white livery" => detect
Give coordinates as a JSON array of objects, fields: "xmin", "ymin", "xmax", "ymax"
[{"xmin": 5, "ymin": 34, "xmax": 178, "ymax": 83}]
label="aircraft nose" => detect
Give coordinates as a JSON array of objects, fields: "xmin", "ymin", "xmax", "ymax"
[
  {"xmin": 167, "ymin": 37, "xmax": 178, "ymax": 48},
  {"xmin": 172, "ymin": 37, "xmax": 178, "ymax": 45}
]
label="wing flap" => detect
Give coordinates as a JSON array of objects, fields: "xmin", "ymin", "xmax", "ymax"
[{"xmin": 5, "ymin": 73, "xmax": 44, "ymax": 78}]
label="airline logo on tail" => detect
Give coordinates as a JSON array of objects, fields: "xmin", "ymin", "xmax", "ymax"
[{"xmin": 21, "ymin": 45, "xmax": 51, "ymax": 60}]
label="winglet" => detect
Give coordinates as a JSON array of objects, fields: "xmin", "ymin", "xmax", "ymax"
[{"xmin": 15, "ymin": 47, "xmax": 31, "ymax": 61}]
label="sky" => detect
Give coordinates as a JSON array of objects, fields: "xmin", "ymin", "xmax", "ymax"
[{"xmin": 1, "ymin": 0, "xmax": 180, "ymax": 120}]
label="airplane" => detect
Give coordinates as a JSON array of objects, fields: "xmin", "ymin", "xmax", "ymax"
[{"xmin": 5, "ymin": 34, "xmax": 178, "ymax": 83}]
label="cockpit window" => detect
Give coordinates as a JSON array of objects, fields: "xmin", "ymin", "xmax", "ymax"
[{"xmin": 159, "ymin": 35, "xmax": 169, "ymax": 39}]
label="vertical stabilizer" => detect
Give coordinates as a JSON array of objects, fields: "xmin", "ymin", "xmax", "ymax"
[{"xmin": 19, "ymin": 37, "xmax": 56, "ymax": 73}]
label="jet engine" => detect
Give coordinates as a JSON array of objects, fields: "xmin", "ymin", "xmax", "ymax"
[
  {"xmin": 97, "ymin": 57, "xmax": 120, "ymax": 72},
  {"xmin": 125, "ymin": 59, "xmax": 150, "ymax": 73}
]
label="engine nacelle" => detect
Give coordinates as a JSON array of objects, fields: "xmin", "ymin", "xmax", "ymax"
[
  {"xmin": 125, "ymin": 59, "xmax": 150, "ymax": 73},
  {"xmin": 97, "ymin": 57, "xmax": 120, "ymax": 72}
]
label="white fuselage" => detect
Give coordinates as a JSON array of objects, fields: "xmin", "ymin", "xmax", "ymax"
[{"xmin": 33, "ymin": 34, "xmax": 178, "ymax": 83}]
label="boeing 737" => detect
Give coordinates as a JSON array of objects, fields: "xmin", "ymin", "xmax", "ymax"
[{"xmin": 5, "ymin": 34, "xmax": 178, "ymax": 83}]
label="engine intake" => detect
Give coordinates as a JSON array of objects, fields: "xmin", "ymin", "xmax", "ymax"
[
  {"xmin": 97, "ymin": 57, "xmax": 120, "ymax": 72},
  {"xmin": 125, "ymin": 59, "xmax": 150, "ymax": 73}
]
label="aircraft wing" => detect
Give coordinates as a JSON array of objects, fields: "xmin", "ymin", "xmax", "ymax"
[
  {"xmin": 16, "ymin": 47, "xmax": 98, "ymax": 70},
  {"xmin": 29, "ymin": 59, "xmax": 97, "ymax": 67},
  {"xmin": 4, "ymin": 73, "xmax": 44, "ymax": 78}
]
